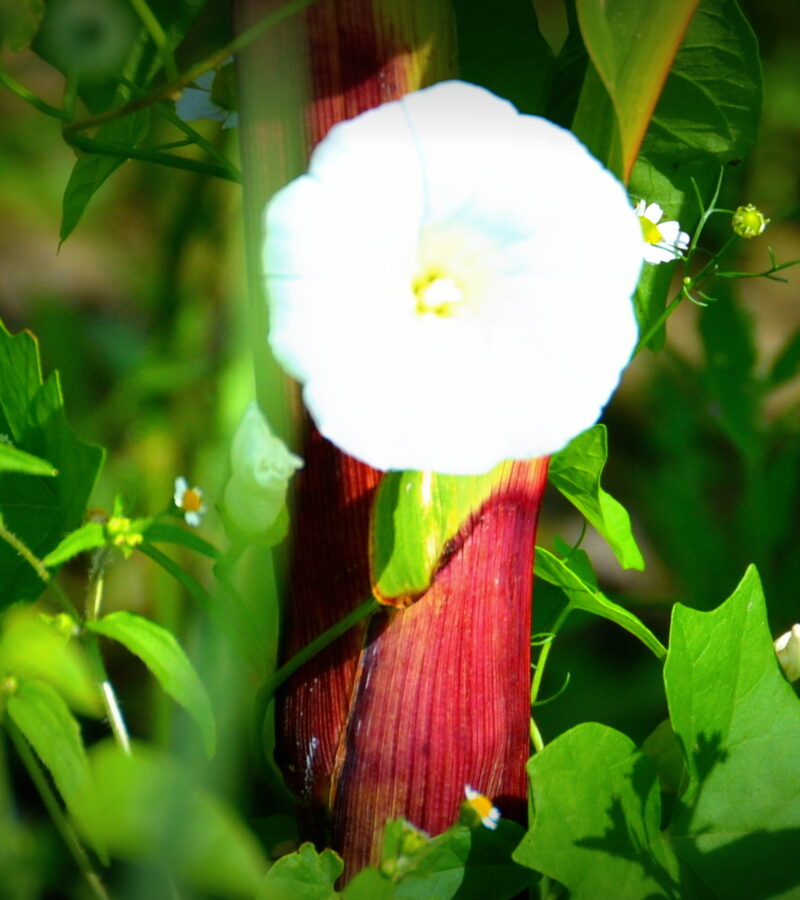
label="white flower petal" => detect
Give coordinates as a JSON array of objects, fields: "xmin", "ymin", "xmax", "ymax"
[
  {"xmin": 643, "ymin": 202, "xmax": 663, "ymax": 224},
  {"xmin": 264, "ymin": 80, "xmax": 643, "ymax": 474},
  {"xmin": 175, "ymin": 87, "xmax": 226, "ymax": 123}
]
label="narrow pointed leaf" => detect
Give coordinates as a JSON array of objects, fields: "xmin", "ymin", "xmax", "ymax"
[
  {"xmin": 87, "ymin": 611, "xmax": 216, "ymax": 757},
  {"xmin": 42, "ymin": 522, "xmax": 106, "ymax": 567},
  {"xmin": 7, "ymin": 679, "xmax": 106, "ymax": 861},
  {"xmin": 143, "ymin": 520, "xmax": 221, "ymax": 559},
  {"xmin": 548, "ymin": 425, "xmax": 643, "ymax": 570},
  {"xmin": 534, "ymin": 547, "xmax": 665, "ymax": 658},
  {"xmin": 0, "ymin": 444, "xmax": 55, "ymax": 476}
]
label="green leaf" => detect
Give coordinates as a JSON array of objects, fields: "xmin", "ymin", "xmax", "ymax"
[
  {"xmin": 42, "ymin": 522, "xmax": 106, "ymax": 567},
  {"xmin": 344, "ymin": 820, "xmax": 534, "ymax": 900},
  {"xmin": 0, "ymin": 605, "xmax": 101, "ymax": 716},
  {"xmin": 60, "ymin": 110, "xmax": 151, "ymax": 244},
  {"xmin": 768, "ymin": 327, "xmax": 800, "ymax": 389},
  {"xmin": 0, "ymin": 443, "xmax": 55, "ymax": 476},
  {"xmin": 664, "ymin": 566, "xmax": 800, "ymax": 897},
  {"xmin": 144, "ymin": 519, "xmax": 221, "ymax": 559},
  {"xmin": 573, "ymin": 0, "xmax": 701, "ymax": 178},
  {"xmin": 256, "ymin": 843, "xmax": 343, "ymax": 900},
  {"xmin": 80, "ymin": 740, "xmax": 268, "ymax": 897},
  {"xmin": 0, "ymin": 321, "xmax": 103, "ymax": 605},
  {"xmin": 548, "ymin": 425, "xmax": 644, "ymax": 570},
  {"xmin": 453, "ymin": 0, "xmax": 556, "ymax": 115},
  {"xmin": 87, "ymin": 611, "xmax": 215, "ymax": 757},
  {"xmin": 515, "ymin": 723, "xmax": 693, "ymax": 899},
  {"xmin": 0, "ymin": 0, "xmax": 44, "ymax": 52},
  {"xmin": 639, "ymin": 0, "xmax": 762, "ymax": 165},
  {"xmin": 534, "ymin": 547, "xmax": 666, "ymax": 658},
  {"xmin": 641, "ymin": 719, "xmax": 686, "ymax": 795},
  {"xmin": 370, "ymin": 467, "xmax": 509, "ymax": 605},
  {"xmin": 7, "ymin": 679, "xmax": 106, "ymax": 861}
]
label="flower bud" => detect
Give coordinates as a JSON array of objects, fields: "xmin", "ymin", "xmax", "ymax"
[
  {"xmin": 732, "ymin": 204, "xmax": 769, "ymax": 238},
  {"xmin": 774, "ymin": 624, "xmax": 800, "ymax": 682},
  {"xmin": 223, "ymin": 402, "xmax": 303, "ymax": 540}
]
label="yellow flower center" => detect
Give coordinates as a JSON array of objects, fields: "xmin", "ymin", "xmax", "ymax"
[
  {"xmin": 466, "ymin": 792, "xmax": 495, "ymax": 820},
  {"xmin": 414, "ymin": 271, "xmax": 463, "ymax": 317},
  {"xmin": 639, "ymin": 216, "xmax": 663, "ymax": 245},
  {"xmin": 182, "ymin": 488, "xmax": 204, "ymax": 513}
]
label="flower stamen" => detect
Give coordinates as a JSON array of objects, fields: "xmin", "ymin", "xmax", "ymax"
[{"xmin": 414, "ymin": 272, "xmax": 463, "ymax": 317}]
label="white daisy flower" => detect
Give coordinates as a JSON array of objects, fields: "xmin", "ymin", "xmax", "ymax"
[
  {"xmin": 263, "ymin": 80, "xmax": 643, "ymax": 475},
  {"xmin": 173, "ymin": 476, "xmax": 206, "ymax": 527},
  {"xmin": 464, "ymin": 784, "xmax": 501, "ymax": 830},
  {"xmin": 223, "ymin": 401, "xmax": 303, "ymax": 539},
  {"xmin": 176, "ymin": 58, "xmax": 238, "ymax": 129},
  {"xmin": 635, "ymin": 199, "xmax": 690, "ymax": 264}
]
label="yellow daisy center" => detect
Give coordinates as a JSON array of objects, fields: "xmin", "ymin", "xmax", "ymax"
[
  {"xmin": 413, "ymin": 271, "xmax": 463, "ymax": 317},
  {"xmin": 466, "ymin": 792, "xmax": 495, "ymax": 821},
  {"xmin": 639, "ymin": 216, "xmax": 664, "ymax": 245},
  {"xmin": 182, "ymin": 488, "xmax": 203, "ymax": 513}
]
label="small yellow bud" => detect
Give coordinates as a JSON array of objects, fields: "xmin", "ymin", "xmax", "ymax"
[{"xmin": 732, "ymin": 204, "xmax": 769, "ymax": 238}]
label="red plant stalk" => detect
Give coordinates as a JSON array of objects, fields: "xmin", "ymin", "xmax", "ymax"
[{"xmin": 235, "ymin": 0, "xmax": 550, "ymax": 879}]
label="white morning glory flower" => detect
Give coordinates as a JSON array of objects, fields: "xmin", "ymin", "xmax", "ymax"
[
  {"xmin": 222, "ymin": 401, "xmax": 303, "ymax": 540},
  {"xmin": 174, "ymin": 476, "xmax": 206, "ymax": 527},
  {"xmin": 176, "ymin": 58, "xmax": 238, "ymax": 129},
  {"xmin": 635, "ymin": 199, "xmax": 690, "ymax": 264},
  {"xmin": 264, "ymin": 80, "xmax": 643, "ymax": 475}
]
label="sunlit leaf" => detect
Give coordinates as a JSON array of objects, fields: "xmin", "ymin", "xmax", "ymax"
[
  {"xmin": 7, "ymin": 679, "xmax": 106, "ymax": 861},
  {"xmin": 87, "ymin": 611, "xmax": 215, "ymax": 757},
  {"xmin": 42, "ymin": 522, "xmax": 105, "ymax": 567},
  {"xmin": 515, "ymin": 723, "xmax": 695, "ymax": 899},
  {"xmin": 534, "ymin": 547, "xmax": 665, "ymax": 658},
  {"xmin": 548, "ymin": 425, "xmax": 644, "ymax": 570},
  {"xmin": 370, "ymin": 466, "xmax": 507, "ymax": 606},
  {"xmin": 79, "ymin": 740, "xmax": 268, "ymax": 897},
  {"xmin": 664, "ymin": 566, "xmax": 800, "ymax": 896}
]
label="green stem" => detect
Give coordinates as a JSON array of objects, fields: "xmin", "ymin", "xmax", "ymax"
[
  {"xmin": 634, "ymin": 234, "xmax": 740, "ymax": 355},
  {"xmin": 128, "ymin": 0, "xmax": 178, "ymax": 80},
  {"xmin": 67, "ymin": 132, "xmax": 240, "ymax": 181},
  {"xmin": 529, "ymin": 605, "xmax": 571, "ymax": 753},
  {"xmin": 258, "ymin": 598, "xmax": 378, "ymax": 705},
  {"xmin": 0, "ymin": 66, "xmax": 70, "ymax": 120},
  {"xmin": 100, "ymin": 680, "xmax": 132, "ymax": 755},
  {"xmin": 6, "ymin": 722, "xmax": 111, "ymax": 900},
  {"xmin": 62, "ymin": 0, "xmax": 322, "ymax": 144},
  {"xmin": 254, "ymin": 598, "xmax": 378, "ymax": 761},
  {"xmin": 0, "ymin": 517, "xmax": 79, "ymax": 619}
]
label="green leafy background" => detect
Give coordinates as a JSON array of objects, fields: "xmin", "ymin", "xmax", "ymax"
[{"xmin": 1, "ymin": 0, "xmax": 799, "ymax": 896}]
